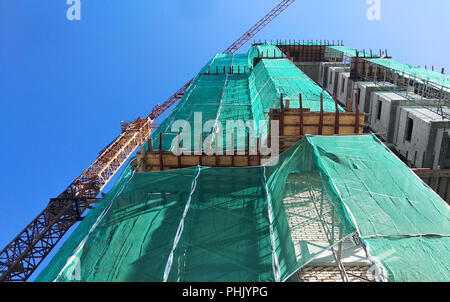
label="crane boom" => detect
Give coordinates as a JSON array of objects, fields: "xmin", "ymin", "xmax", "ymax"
[
  {"xmin": 223, "ymin": 0, "xmax": 295, "ymax": 54},
  {"xmin": 0, "ymin": 0, "xmax": 296, "ymax": 282}
]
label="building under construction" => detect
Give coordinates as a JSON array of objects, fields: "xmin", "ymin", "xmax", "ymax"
[{"xmin": 1, "ymin": 1, "xmax": 449, "ymax": 283}]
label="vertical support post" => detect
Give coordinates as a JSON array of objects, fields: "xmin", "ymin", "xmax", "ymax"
[
  {"xmin": 199, "ymin": 133, "xmax": 202, "ymax": 166},
  {"xmin": 337, "ymin": 241, "xmax": 343, "ymax": 263},
  {"xmin": 247, "ymin": 132, "xmax": 251, "ymax": 166},
  {"xmin": 334, "ymin": 94, "xmax": 340, "ymax": 134},
  {"xmin": 354, "ymin": 92, "xmax": 360, "ymax": 134},
  {"xmin": 257, "ymin": 137, "xmax": 261, "ymax": 166},
  {"xmin": 331, "ymin": 207, "xmax": 335, "ymax": 242},
  {"xmin": 148, "ymin": 138, "xmax": 153, "ymax": 152},
  {"xmin": 280, "ymin": 94, "xmax": 285, "ymax": 137},
  {"xmin": 231, "ymin": 132, "xmax": 235, "ymax": 167},
  {"xmin": 299, "ymin": 93, "xmax": 304, "ymax": 136},
  {"xmin": 177, "ymin": 133, "xmax": 181, "ymax": 168},
  {"xmin": 159, "ymin": 133, "xmax": 163, "ymax": 171},
  {"xmin": 215, "ymin": 132, "xmax": 218, "ymax": 167},
  {"xmin": 319, "ymin": 94, "xmax": 324, "ymax": 135},
  {"xmin": 319, "ymin": 182, "xmax": 324, "ymax": 219}
]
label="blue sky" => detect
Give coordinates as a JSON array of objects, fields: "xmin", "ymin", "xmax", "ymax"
[{"xmin": 0, "ymin": 0, "xmax": 449, "ymax": 281}]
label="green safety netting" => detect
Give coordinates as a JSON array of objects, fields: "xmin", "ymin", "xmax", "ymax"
[
  {"xmin": 36, "ymin": 42, "xmax": 450, "ymax": 282},
  {"xmin": 248, "ymin": 44, "xmax": 286, "ymax": 69},
  {"xmin": 151, "ymin": 47, "xmax": 341, "ymax": 152},
  {"xmin": 366, "ymin": 58, "xmax": 450, "ymax": 90},
  {"xmin": 150, "ymin": 73, "xmax": 254, "ymax": 153},
  {"xmin": 325, "ymin": 46, "xmax": 380, "ymax": 59},
  {"xmin": 307, "ymin": 135, "xmax": 450, "ymax": 282},
  {"xmin": 36, "ymin": 136, "xmax": 355, "ymax": 282},
  {"xmin": 277, "ymin": 41, "xmax": 330, "ymax": 45},
  {"xmin": 36, "ymin": 135, "xmax": 450, "ymax": 282},
  {"xmin": 249, "ymin": 58, "xmax": 343, "ymax": 126},
  {"xmin": 200, "ymin": 53, "xmax": 250, "ymax": 74}
]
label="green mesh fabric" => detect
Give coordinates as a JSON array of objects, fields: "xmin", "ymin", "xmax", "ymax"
[
  {"xmin": 35, "ymin": 43, "xmax": 450, "ymax": 282},
  {"xmin": 277, "ymin": 41, "xmax": 327, "ymax": 45},
  {"xmin": 249, "ymin": 58, "xmax": 343, "ymax": 126},
  {"xmin": 151, "ymin": 74, "xmax": 226, "ymax": 151},
  {"xmin": 325, "ymin": 46, "xmax": 380, "ymax": 59},
  {"xmin": 366, "ymin": 58, "xmax": 450, "ymax": 90},
  {"xmin": 200, "ymin": 53, "xmax": 250, "ymax": 74},
  {"xmin": 36, "ymin": 137, "xmax": 355, "ymax": 282},
  {"xmin": 307, "ymin": 135, "xmax": 450, "ymax": 282},
  {"xmin": 152, "ymin": 47, "xmax": 341, "ymax": 152},
  {"xmin": 150, "ymin": 73, "xmax": 254, "ymax": 153},
  {"xmin": 36, "ymin": 135, "xmax": 450, "ymax": 282},
  {"xmin": 248, "ymin": 44, "xmax": 286, "ymax": 69}
]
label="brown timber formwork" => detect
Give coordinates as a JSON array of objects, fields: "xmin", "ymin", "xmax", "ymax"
[
  {"xmin": 135, "ymin": 150, "xmax": 268, "ymax": 172},
  {"xmin": 135, "ymin": 109, "xmax": 365, "ymax": 172},
  {"xmin": 270, "ymin": 109, "xmax": 365, "ymax": 152},
  {"xmin": 136, "ymin": 92, "xmax": 366, "ymax": 172},
  {"xmin": 276, "ymin": 44, "xmax": 327, "ymax": 62}
]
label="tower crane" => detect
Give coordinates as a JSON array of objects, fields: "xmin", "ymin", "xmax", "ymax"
[{"xmin": 0, "ymin": 0, "xmax": 296, "ymax": 282}]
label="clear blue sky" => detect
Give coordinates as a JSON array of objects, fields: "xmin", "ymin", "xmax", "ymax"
[{"xmin": 1, "ymin": 0, "xmax": 449, "ymax": 281}]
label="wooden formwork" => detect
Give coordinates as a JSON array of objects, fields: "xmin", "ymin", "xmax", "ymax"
[
  {"xmin": 270, "ymin": 94, "xmax": 365, "ymax": 152},
  {"xmin": 271, "ymin": 110, "xmax": 365, "ymax": 152},
  {"xmin": 136, "ymin": 93, "xmax": 365, "ymax": 172},
  {"xmin": 276, "ymin": 44, "xmax": 327, "ymax": 62},
  {"xmin": 135, "ymin": 149, "xmax": 267, "ymax": 172}
]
